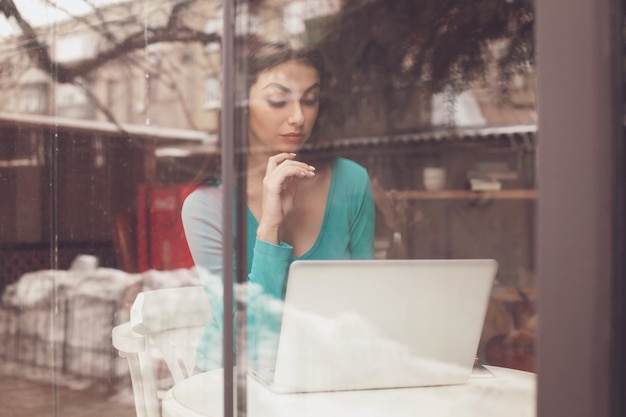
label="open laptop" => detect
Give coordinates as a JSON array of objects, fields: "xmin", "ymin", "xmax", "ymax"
[{"xmin": 249, "ymin": 259, "xmax": 497, "ymax": 393}]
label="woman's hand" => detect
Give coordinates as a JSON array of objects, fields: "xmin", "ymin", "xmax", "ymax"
[{"xmin": 256, "ymin": 153, "xmax": 315, "ymax": 244}]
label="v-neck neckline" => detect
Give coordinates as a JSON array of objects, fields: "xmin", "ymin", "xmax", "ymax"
[{"xmin": 247, "ymin": 158, "xmax": 338, "ymax": 259}]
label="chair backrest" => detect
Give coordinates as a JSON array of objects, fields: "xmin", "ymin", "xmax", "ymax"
[
  {"xmin": 131, "ymin": 286, "xmax": 211, "ymax": 381},
  {"xmin": 113, "ymin": 286, "xmax": 211, "ymax": 417}
]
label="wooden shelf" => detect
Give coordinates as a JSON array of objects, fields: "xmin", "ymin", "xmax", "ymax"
[
  {"xmin": 393, "ymin": 189, "xmax": 537, "ymax": 200},
  {"xmin": 491, "ymin": 286, "xmax": 536, "ymax": 303}
]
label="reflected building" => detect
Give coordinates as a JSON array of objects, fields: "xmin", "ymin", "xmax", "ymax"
[{"xmin": 0, "ymin": 0, "xmax": 347, "ymax": 133}]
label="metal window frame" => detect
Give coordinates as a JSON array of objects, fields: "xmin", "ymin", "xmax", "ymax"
[
  {"xmin": 536, "ymin": 0, "xmax": 624, "ymax": 416},
  {"xmin": 221, "ymin": 1, "xmax": 236, "ymax": 416}
]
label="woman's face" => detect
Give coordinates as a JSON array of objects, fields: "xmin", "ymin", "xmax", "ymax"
[{"xmin": 248, "ymin": 59, "xmax": 320, "ymax": 154}]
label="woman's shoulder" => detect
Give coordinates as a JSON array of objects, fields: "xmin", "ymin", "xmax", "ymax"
[
  {"xmin": 185, "ymin": 184, "xmax": 223, "ymax": 202},
  {"xmin": 334, "ymin": 157, "xmax": 370, "ymax": 181},
  {"xmin": 182, "ymin": 184, "xmax": 223, "ymax": 217}
]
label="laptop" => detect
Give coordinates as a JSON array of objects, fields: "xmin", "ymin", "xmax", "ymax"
[{"xmin": 249, "ymin": 259, "xmax": 497, "ymax": 393}]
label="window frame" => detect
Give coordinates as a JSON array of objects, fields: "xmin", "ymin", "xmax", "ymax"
[{"xmin": 535, "ymin": 0, "xmax": 624, "ymax": 416}]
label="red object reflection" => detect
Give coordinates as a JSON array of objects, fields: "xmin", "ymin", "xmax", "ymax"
[{"xmin": 137, "ymin": 184, "xmax": 195, "ymax": 271}]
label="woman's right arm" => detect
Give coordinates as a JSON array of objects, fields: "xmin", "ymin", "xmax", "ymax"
[
  {"xmin": 181, "ymin": 187, "xmax": 230, "ymax": 325},
  {"xmin": 249, "ymin": 153, "xmax": 315, "ymax": 299},
  {"xmin": 181, "ymin": 187, "xmax": 225, "ymax": 275},
  {"xmin": 182, "ymin": 185, "xmax": 289, "ymax": 368},
  {"xmin": 255, "ymin": 152, "xmax": 316, "ymax": 244}
]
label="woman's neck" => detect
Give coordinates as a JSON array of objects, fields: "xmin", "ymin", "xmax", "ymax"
[
  {"xmin": 247, "ymin": 151, "xmax": 271, "ymax": 181},
  {"xmin": 246, "ymin": 151, "xmax": 272, "ymax": 204}
]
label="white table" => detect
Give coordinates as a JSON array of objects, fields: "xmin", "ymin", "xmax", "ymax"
[{"xmin": 162, "ymin": 366, "xmax": 536, "ymax": 417}]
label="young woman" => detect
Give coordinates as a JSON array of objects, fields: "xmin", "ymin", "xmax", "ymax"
[{"xmin": 182, "ymin": 46, "xmax": 375, "ymax": 371}]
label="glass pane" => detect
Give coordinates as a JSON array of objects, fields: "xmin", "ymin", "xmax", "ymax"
[
  {"xmin": 1, "ymin": 1, "xmax": 219, "ymax": 416},
  {"xmin": 1, "ymin": 0, "xmax": 538, "ymax": 417},
  {"xmin": 222, "ymin": 0, "xmax": 535, "ymax": 416}
]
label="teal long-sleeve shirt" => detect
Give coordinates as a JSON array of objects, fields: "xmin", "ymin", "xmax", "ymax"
[{"xmin": 181, "ymin": 157, "xmax": 375, "ymax": 371}]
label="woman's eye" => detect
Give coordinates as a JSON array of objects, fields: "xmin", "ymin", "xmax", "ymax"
[
  {"xmin": 301, "ymin": 96, "xmax": 319, "ymax": 106},
  {"xmin": 267, "ymin": 99, "xmax": 287, "ymax": 107}
]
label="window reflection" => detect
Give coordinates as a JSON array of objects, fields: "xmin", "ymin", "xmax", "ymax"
[{"xmin": 0, "ymin": 0, "xmax": 538, "ymax": 416}]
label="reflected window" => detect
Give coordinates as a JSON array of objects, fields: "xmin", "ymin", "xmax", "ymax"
[
  {"xmin": 148, "ymin": 72, "xmax": 160, "ymax": 102},
  {"xmin": 56, "ymin": 82, "xmax": 93, "ymax": 119},
  {"xmin": 54, "ymin": 32, "xmax": 98, "ymax": 63},
  {"xmin": 203, "ymin": 76, "xmax": 221, "ymax": 109},
  {"xmin": 18, "ymin": 83, "xmax": 48, "ymax": 114}
]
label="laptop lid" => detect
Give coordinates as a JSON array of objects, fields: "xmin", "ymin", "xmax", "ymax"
[{"xmin": 264, "ymin": 259, "xmax": 497, "ymax": 393}]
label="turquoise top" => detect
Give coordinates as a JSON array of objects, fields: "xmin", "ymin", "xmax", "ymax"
[{"xmin": 182, "ymin": 157, "xmax": 375, "ymax": 370}]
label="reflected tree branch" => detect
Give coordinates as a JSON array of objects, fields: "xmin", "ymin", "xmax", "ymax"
[
  {"xmin": 0, "ymin": 0, "xmax": 220, "ymax": 129},
  {"xmin": 0, "ymin": 0, "xmax": 220, "ymax": 84},
  {"xmin": 74, "ymin": 77, "xmax": 129, "ymax": 135},
  {"xmin": 317, "ymin": 0, "xmax": 535, "ymax": 127}
]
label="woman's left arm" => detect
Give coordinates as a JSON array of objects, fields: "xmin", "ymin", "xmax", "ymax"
[{"xmin": 349, "ymin": 170, "xmax": 376, "ymax": 259}]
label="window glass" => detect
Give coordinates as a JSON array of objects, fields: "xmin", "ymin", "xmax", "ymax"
[
  {"xmin": 0, "ymin": 0, "xmax": 538, "ymax": 416},
  {"xmin": 0, "ymin": 0, "xmax": 219, "ymax": 415},
  {"xmin": 231, "ymin": 0, "xmax": 536, "ymax": 416}
]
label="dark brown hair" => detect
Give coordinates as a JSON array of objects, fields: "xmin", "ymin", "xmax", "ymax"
[{"xmin": 245, "ymin": 44, "xmax": 325, "ymax": 93}]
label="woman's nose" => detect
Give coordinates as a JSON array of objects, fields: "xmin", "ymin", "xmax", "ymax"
[{"xmin": 287, "ymin": 102, "xmax": 305, "ymax": 126}]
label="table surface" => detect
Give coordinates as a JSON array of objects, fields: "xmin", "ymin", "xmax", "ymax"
[{"xmin": 162, "ymin": 366, "xmax": 536, "ymax": 417}]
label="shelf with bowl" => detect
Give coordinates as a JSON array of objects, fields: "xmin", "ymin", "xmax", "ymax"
[{"xmin": 392, "ymin": 189, "xmax": 537, "ymax": 200}]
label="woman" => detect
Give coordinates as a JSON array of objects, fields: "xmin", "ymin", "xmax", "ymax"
[{"xmin": 182, "ymin": 46, "xmax": 375, "ymax": 371}]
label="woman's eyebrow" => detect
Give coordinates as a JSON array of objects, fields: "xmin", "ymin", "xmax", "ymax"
[
  {"xmin": 303, "ymin": 82, "xmax": 321, "ymax": 94},
  {"xmin": 262, "ymin": 83, "xmax": 290, "ymax": 92},
  {"xmin": 261, "ymin": 82, "xmax": 321, "ymax": 94}
]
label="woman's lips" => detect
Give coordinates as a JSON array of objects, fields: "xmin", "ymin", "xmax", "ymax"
[{"xmin": 281, "ymin": 133, "xmax": 305, "ymax": 142}]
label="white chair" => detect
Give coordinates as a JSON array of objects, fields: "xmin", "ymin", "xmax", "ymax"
[{"xmin": 112, "ymin": 286, "xmax": 211, "ymax": 417}]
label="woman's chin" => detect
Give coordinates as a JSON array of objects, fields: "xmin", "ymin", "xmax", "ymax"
[
  {"xmin": 276, "ymin": 142, "xmax": 305, "ymax": 153},
  {"xmin": 249, "ymin": 140, "xmax": 306, "ymax": 155}
]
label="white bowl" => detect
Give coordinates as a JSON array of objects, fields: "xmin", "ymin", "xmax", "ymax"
[{"xmin": 423, "ymin": 168, "xmax": 446, "ymax": 191}]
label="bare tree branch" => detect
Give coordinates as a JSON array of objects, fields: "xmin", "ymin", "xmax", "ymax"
[
  {"xmin": 61, "ymin": 26, "xmax": 218, "ymax": 83},
  {"xmin": 74, "ymin": 77, "xmax": 129, "ymax": 135},
  {"xmin": 1, "ymin": 0, "xmax": 220, "ymax": 84}
]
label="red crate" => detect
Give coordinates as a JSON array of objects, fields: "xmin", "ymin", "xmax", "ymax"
[{"xmin": 137, "ymin": 184, "xmax": 196, "ymax": 271}]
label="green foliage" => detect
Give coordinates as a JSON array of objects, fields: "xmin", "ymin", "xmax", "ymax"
[{"xmin": 316, "ymin": 0, "xmax": 535, "ymax": 127}]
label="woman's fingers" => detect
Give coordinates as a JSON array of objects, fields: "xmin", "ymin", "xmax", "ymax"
[
  {"xmin": 263, "ymin": 156, "xmax": 315, "ymax": 191},
  {"xmin": 265, "ymin": 152, "xmax": 296, "ymax": 176},
  {"xmin": 283, "ymin": 174, "xmax": 302, "ymax": 201},
  {"xmin": 257, "ymin": 153, "xmax": 316, "ymax": 242},
  {"xmin": 270, "ymin": 161, "xmax": 316, "ymax": 180},
  {"xmin": 263, "ymin": 163, "xmax": 315, "ymax": 194},
  {"xmin": 265, "ymin": 153, "xmax": 315, "ymax": 176}
]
